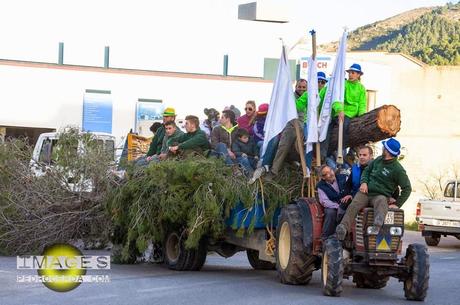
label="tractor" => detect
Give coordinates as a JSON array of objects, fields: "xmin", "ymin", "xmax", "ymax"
[{"xmin": 276, "ymin": 198, "xmax": 430, "ymax": 301}]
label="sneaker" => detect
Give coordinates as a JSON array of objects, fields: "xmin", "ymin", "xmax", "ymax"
[
  {"xmin": 248, "ymin": 167, "xmax": 266, "ymax": 184},
  {"xmin": 336, "ymin": 224, "xmax": 347, "ymax": 241}
]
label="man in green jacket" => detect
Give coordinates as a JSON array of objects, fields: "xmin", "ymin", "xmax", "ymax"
[
  {"xmin": 169, "ymin": 115, "xmax": 210, "ymax": 157},
  {"xmin": 336, "ymin": 138, "xmax": 412, "ymax": 240},
  {"xmin": 146, "ymin": 107, "xmax": 176, "ymax": 157},
  {"xmin": 154, "ymin": 121, "xmax": 184, "ymax": 161}
]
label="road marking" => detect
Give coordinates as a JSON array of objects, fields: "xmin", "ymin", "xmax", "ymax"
[
  {"xmin": 439, "ymin": 256, "xmax": 457, "ymax": 260},
  {"xmin": 0, "ymin": 270, "xmax": 12, "ymax": 273},
  {"xmin": 136, "ymin": 275, "xmax": 265, "ymax": 293}
]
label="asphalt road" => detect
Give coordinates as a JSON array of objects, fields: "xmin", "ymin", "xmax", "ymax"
[{"xmin": 1, "ymin": 231, "xmax": 459, "ymax": 305}]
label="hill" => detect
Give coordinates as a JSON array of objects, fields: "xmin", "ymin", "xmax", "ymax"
[{"xmin": 320, "ymin": 2, "xmax": 460, "ymax": 65}]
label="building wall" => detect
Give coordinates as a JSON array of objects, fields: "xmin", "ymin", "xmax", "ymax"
[{"xmin": 0, "ymin": 61, "xmax": 272, "ymax": 147}]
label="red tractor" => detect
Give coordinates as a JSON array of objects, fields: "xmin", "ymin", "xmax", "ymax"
[{"xmin": 276, "ymin": 198, "xmax": 429, "ymax": 301}]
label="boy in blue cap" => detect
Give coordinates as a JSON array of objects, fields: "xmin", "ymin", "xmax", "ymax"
[
  {"xmin": 336, "ymin": 138, "xmax": 412, "ymax": 240},
  {"xmin": 317, "ymin": 71, "xmax": 328, "ymax": 91}
]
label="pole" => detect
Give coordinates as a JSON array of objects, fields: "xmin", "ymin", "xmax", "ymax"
[
  {"xmin": 310, "ymin": 30, "xmax": 321, "ymax": 168},
  {"xmin": 336, "ymin": 118, "xmax": 344, "ymax": 165}
]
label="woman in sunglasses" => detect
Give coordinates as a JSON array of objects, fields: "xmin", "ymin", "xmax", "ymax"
[{"xmin": 237, "ymin": 100, "xmax": 257, "ymax": 136}]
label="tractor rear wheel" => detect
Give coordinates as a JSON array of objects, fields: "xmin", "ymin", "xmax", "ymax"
[
  {"xmin": 404, "ymin": 243, "xmax": 430, "ymax": 301},
  {"xmin": 247, "ymin": 249, "xmax": 276, "ymax": 270},
  {"xmin": 276, "ymin": 204, "xmax": 317, "ymax": 285},
  {"xmin": 321, "ymin": 237, "xmax": 344, "ymax": 297},
  {"xmin": 353, "ymin": 273, "xmax": 390, "ymax": 289}
]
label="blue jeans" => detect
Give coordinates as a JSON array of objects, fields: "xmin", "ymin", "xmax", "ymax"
[
  {"xmin": 211, "ymin": 142, "xmax": 234, "ymax": 165},
  {"xmin": 261, "ymin": 136, "xmax": 279, "ymax": 167},
  {"xmin": 236, "ymin": 156, "xmax": 257, "ymax": 174},
  {"xmin": 322, "ymin": 208, "xmax": 338, "ymax": 240}
]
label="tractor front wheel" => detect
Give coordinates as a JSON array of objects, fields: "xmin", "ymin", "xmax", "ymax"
[
  {"xmin": 321, "ymin": 237, "xmax": 344, "ymax": 297},
  {"xmin": 404, "ymin": 243, "xmax": 430, "ymax": 301}
]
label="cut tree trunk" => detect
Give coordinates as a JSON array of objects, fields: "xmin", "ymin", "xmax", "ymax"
[{"xmin": 329, "ymin": 105, "xmax": 401, "ymax": 151}]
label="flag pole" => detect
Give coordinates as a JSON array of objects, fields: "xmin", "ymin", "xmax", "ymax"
[
  {"xmin": 336, "ymin": 29, "xmax": 347, "ymax": 166},
  {"xmin": 291, "ymin": 35, "xmax": 308, "ymax": 196},
  {"xmin": 311, "ymin": 30, "xmax": 321, "ymax": 169}
]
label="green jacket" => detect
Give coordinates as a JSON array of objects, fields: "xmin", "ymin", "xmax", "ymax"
[
  {"xmin": 319, "ymin": 80, "xmax": 367, "ymax": 118},
  {"xmin": 146, "ymin": 125, "xmax": 165, "ymax": 156},
  {"xmin": 361, "ymin": 156, "xmax": 412, "ymax": 207},
  {"xmin": 295, "ymin": 92, "xmax": 308, "ymax": 122},
  {"xmin": 176, "ymin": 129, "xmax": 210, "ymax": 153},
  {"xmin": 161, "ymin": 129, "xmax": 184, "ymax": 154},
  {"xmin": 332, "ymin": 80, "xmax": 367, "ymax": 118}
]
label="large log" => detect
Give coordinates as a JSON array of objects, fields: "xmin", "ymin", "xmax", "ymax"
[{"xmin": 329, "ymin": 105, "xmax": 401, "ymax": 151}]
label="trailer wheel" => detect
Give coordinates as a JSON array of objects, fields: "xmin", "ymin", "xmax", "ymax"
[
  {"xmin": 185, "ymin": 237, "xmax": 207, "ymax": 271},
  {"xmin": 424, "ymin": 235, "xmax": 440, "ymax": 247},
  {"xmin": 353, "ymin": 273, "xmax": 389, "ymax": 289},
  {"xmin": 321, "ymin": 237, "xmax": 344, "ymax": 297},
  {"xmin": 164, "ymin": 231, "xmax": 207, "ymax": 271},
  {"xmin": 246, "ymin": 249, "xmax": 276, "ymax": 270},
  {"xmin": 404, "ymin": 243, "xmax": 430, "ymax": 301},
  {"xmin": 276, "ymin": 204, "xmax": 316, "ymax": 285}
]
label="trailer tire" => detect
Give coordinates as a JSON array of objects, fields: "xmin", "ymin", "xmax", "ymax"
[
  {"xmin": 247, "ymin": 249, "xmax": 276, "ymax": 270},
  {"xmin": 404, "ymin": 243, "xmax": 430, "ymax": 301},
  {"xmin": 164, "ymin": 231, "xmax": 207, "ymax": 271},
  {"xmin": 321, "ymin": 237, "xmax": 344, "ymax": 297},
  {"xmin": 276, "ymin": 204, "xmax": 316, "ymax": 285}
]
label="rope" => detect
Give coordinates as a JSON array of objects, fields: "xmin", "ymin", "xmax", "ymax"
[{"xmin": 258, "ymin": 178, "xmax": 276, "ymax": 257}]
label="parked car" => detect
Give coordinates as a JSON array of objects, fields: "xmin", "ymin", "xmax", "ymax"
[{"xmin": 417, "ymin": 180, "xmax": 460, "ymax": 246}]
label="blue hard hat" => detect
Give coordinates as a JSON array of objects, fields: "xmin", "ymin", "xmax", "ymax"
[
  {"xmin": 346, "ymin": 63, "xmax": 363, "ymax": 75},
  {"xmin": 317, "ymin": 71, "xmax": 328, "ymax": 82},
  {"xmin": 382, "ymin": 138, "xmax": 401, "ymax": 157}
]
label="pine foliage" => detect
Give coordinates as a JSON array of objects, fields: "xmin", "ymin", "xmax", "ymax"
[
  {"xmin": 340, "ymin": 2, "xmax": 460, "ymax": 65},
  {"xmin": 106, "ymin": 158, "xmax": 302, "ymax": 263}
]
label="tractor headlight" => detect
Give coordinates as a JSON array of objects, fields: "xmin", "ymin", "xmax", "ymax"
[
  {"xmin": 366, "ymin": 226, "xmax": 380, "ymax": 235},
  {"xmin": 390, "ymin": 227, "xmax": 403, "ymax": 236}
]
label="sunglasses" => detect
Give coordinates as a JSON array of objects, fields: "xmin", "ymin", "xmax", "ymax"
[
  {"xmin": 319, "ymin": 80, "xmax": 327, "ymax": 84},
  {"xmin": 245, "ymin": 107, "xmax": 254, "ymax": 111}
]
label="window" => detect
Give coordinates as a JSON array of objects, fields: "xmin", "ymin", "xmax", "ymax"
[{"xmin": 444, "ymin": 182, "xmax": 459, "ymax": 198}]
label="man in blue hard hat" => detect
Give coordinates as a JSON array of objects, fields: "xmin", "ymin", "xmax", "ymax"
[{"xmin": 336, "ymin": 138, "xmax": 412, "ymax": 241}]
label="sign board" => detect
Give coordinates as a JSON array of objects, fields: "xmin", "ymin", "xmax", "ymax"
[
  {"xmin": 299, "ymin": 56, "xmax": 333, "ymax": 80},
  {"xmin": 82, "ymin": 90, "xmax": 112, "ymax": 133},
  {"xmin": 135, "ymin": 99, "xmax": 164, "ymax": 137}
]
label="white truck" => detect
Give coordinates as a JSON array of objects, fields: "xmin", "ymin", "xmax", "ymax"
[
  {"xmin": 417, "ymin": 180, "xmax": 460, "ymax": 246},
  {"xmin": 30, "ymin": 131, "xmax": 117, "ymax": 192}
]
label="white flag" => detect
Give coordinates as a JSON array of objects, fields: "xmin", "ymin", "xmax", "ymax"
[
  {"xmin": 305, "ymin": 57, "xmax": 320, "ymax": 154},
  {"xmin": 262, "ymin": 46, "xmax": 297, "ymax": 156},
  {"xmin": 318, "ymin": 31, "xmax": 347, "ymax": 142}
]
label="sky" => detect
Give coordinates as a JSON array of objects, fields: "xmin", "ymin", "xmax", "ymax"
[{"xmin": 0, "ymin": 0, "xmax": 449, "ymax": 76}]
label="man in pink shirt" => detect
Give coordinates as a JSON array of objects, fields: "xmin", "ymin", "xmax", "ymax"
[{"xmin": 237, "ymin": 100, "xmax": 257, "ymax": 136}]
